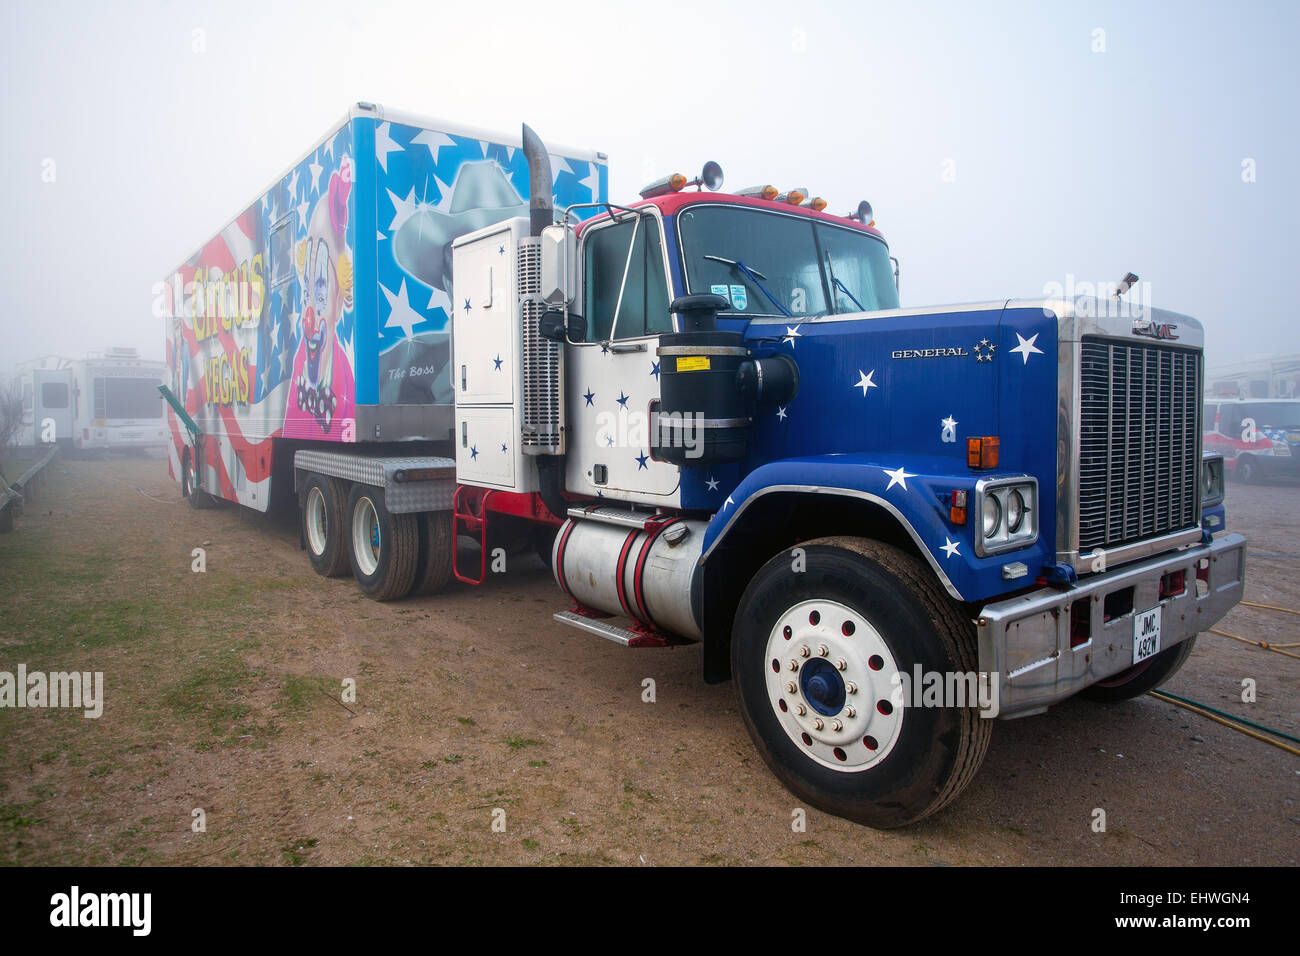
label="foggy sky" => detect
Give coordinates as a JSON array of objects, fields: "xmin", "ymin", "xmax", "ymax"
[{"xmin": 2, "ymin": 0, "xmax": 1296, "ymax": 368}]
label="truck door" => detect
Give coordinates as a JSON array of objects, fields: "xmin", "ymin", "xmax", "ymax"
[
  {"xmin": 565, "ymin": 210, "xmax": 679, "ymax": 503},
  {"xmin": 31, "ymin": 368, "xmax": 73, "ymax": 445}
]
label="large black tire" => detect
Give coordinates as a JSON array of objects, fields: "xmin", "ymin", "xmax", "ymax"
[
  {"xmin": 301, "ymin": 474, "xmax": 350, "ymax": 578},
  {"xmin": 732, "ymin": 536, "xmax": 992, "ymax": 829},
  {"xmin": 346, "ymin": 484, "xmax": 419, "ymax": 601},
  {"xmin": 411, "ymin": 510, "xmax": 454, "ymax": 596},
  {"xmin": 1079, "ymin": 635, "xmax": 1198, "ymax": 703},
  {"xmin": 183, "ymin": 450, "xmax": 215, "ymax": 509},
  {"xmin": 1235, "ymin": 455, "xmax": 1260, "ymax": 484}
]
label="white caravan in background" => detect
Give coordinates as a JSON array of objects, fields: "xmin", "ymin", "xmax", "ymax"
[{"xmin": 12, "ymin": 348, "xmax": 168, "ymax": 453}]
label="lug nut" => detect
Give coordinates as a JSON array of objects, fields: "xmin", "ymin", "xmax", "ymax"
[
  {"xmin": 795, "ymin": 704, "xmax": 807, "ymax": 716},
  {"xmin": 799, "ymin": 645, "xmax": 811, "ymax": 658},
  {"xmin": 845, "ymin": 706, "xmax": 857, "ymax": 718},
  {"xmin": 836, "ymin": 659, "xmax": 847, "ymax": 671},
  {"xmin": 831, "ymin": 719, "xmax": 843, "ymax": 732},
  {"xmin": 818, "ymin": 644, "xmax": 828, "ymax": 657},
  {"xmin": 846, "ymin": 682, "xmax": 858, "ymax": 694},
  {"xmin": 788, "ymin": 659, "xmax": 799, "ymax": 672},
  {"xmin": 812, "ymin": 718, "xmax": 824, "ymax": 730},
  {"xmin": 785, "ymin": 682, "xmax": 796, "ymax": 694}
]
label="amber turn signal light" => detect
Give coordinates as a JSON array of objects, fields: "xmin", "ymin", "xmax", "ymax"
[
  {"xmin": 967, "ymin": 436, "xmax": 1000, "ymax": 470},
  {"xmin": 950, "ymin": 489, "xmax": 968, "ymax": 525}
]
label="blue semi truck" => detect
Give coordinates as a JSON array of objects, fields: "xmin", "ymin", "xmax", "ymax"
[{"xmin": 170, "ymin": 105, "xmax": 1245, "ymax": 826}]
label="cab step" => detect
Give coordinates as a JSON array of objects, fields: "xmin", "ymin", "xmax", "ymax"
[{"xmin": 552, "ymin": 610, "xmax": 686, "ymax": 648}]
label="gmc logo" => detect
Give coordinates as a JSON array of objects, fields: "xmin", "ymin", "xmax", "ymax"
[{"xmin": 1133, "ymin": 320, "xmax": 1179, "ymax": 340}]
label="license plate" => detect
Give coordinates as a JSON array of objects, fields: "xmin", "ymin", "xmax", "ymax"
[{"xmin": 1133, "ymin": 607, "xmax": 1162, "ymax": 664}]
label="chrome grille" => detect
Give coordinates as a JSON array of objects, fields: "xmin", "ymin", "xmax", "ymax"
[
  {"xmin": 1078, "ymin": 338, "xmax": 1200, "ymax": 551},
  {"xmin": 518, "ymin": 238, "xmax": 562, "ymax": 452}
]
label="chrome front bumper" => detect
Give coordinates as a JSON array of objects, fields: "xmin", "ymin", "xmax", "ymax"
[{"xmin": 975, "ymin": 532, "xmax": 1246, "ymax": 718}]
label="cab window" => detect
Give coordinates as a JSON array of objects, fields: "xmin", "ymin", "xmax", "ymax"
[{"xmin": 583, "ymin": 216, "xmax": 671, "ymax": 341}]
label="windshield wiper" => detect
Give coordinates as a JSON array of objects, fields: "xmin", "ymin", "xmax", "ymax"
[
  {"xmin": 703, "ymin": 255, "xmax": 792, "ymax": 317},
  {"xmin": 824, "ymin": 250, "xmax": 866, "ymax": 313}
]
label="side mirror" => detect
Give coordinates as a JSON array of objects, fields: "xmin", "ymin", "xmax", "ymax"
[{"xmin": 539, "ymin": 308, "xmax": 585, "ymax": 343}]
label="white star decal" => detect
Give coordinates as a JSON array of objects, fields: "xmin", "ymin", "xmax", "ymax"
[
  {"xmin": 883, "ymin": 466, "xmax": 916, "ymax": 491},
  {"xmin": 295, "ymin": 200, "xmax": 310, "ymax": 229},
  {"xmin": 308, "ymin": 161, "xmax": 323, "ymax": 194},
  {"xmin": 288, "ymin": 168, "xmax": 300, "ymax": 200},
  {"xmin": 940, "ymin": 537, "xmax": 961, "ymax": 558},
  {"xmin": 387, "ymin": 186, "xmax": 419, "ymax": 232},
  {"xmin": 1010, "ymin": 332, "xmax": 1043, "ymax": 364},
  {"xmin": 705, "ymin": 477, "xmax": 720, "ymax": 491},
  {"xmin": 723, "ymin": 495, "xmax": 734, "ymax": 510},
  {"xmin": 776, "ymin": 406, "xmax": 788, "ymax": 420},
  {"xmin": 941, "ymin": 415, "xmax": 958, "ymax": 431},
  {"xmin": 374, "ymin": 121, "xmax": 403, "ymax": 173},
  {"xmin": 782, "ymin": 325, "xmax": 802, "ymax": 347},
  {"xmin": 579, "ymin": 163, "xmax": 600, "ymax": 199},
  {"xmin": 381, "ymin": 279, "xmax": 425, "ymax": 339},
  {"xmin": 411, "ymin": 129, "xmax": 456, "ymax": 163},
  {"xmin": 854, "ymin": 369, "xmax": 878, "ymax": 396}
]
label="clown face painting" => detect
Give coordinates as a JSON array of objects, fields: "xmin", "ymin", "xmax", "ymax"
[{"xmin": 290, "ymin": 155, "xmax": 356, "ymax": 435}]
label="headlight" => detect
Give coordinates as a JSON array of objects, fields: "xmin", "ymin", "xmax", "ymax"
[
  {"xmin": 1007, "ymin": 489, "xmax": 1026, "ymax": 533},
  {"xmin": 1201, "ymin": 454, "xmax": 1225, "ymax": 507},
  {"xmin": 974, "ymin": 477, "xmax": 1039, "ymax": 557},
  {"xmin": 982, "ymin": 495, "xmax": 1001, "ymax": 538}
]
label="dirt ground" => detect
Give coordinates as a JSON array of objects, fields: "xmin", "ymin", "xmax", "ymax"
[{"xmin": 0, "ymin": 454, "xmax": 1296, "ymax": 866}]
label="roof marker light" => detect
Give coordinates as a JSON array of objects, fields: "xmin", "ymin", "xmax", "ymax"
[
  {"xmin": 808, "ymin": 196, "xmax": 827, "ymax": 211},
  {"xmin": 738, "ymin": 185, "xmax": 779, "ymax": 200},
  {"xmin": 780, "ymin": 188, "xmax": 807, "ymax": 205}
]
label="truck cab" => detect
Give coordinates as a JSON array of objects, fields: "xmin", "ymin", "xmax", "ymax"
[{"xmin": 447, "ymin": 129, "xmax": 1247, "ymax": 827}]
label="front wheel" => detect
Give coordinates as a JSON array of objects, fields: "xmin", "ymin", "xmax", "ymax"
[
  {"xmin": 183, "ymin": 450, "xmax": 215, "ymax": 509},
  {"xmin": 732, "ymin": 537, "xmax": 991, "ymax": 828},
  {"xmin": 347, "ymin": 485, "xmax": 419, "ymax": 601}
]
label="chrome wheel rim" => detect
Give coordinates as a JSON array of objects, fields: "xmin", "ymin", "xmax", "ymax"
[
  {"xmin": 351, "ymin": 496, "xmax": 380, "ymax": 576},
  {"xmin": 763, "ymin": 598, "xmax": 904, "ymax": 771},
  {"xmin": 306, "ymin": 487, "xmax": 328, "ymax": 556}
]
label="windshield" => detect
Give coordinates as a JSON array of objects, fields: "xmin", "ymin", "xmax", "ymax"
[
  {"xmin": 1241, "ymin": 402, "xmax": 1300, "ymax": 429},
  {"xmin": 678, "ymin": 205, "xmax": 899, "ymax": 317},
  {"xmin": 95, "ymin": 376, "xmax": 164, "ymax": 419}
]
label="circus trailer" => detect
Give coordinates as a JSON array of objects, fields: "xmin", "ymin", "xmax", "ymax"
[
  {"xmin": 161, "ymin": 103, "xmax": 608, "ymax": 513},
  {"xmin": 166, "ymin": 105, "xmax": 1246, "ymax": 828},
  {"xmin": 13, "ymin": 349, "xmax": 167, "ymax": 452}
]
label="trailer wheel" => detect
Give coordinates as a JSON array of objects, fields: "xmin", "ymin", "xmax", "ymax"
[
  {"xmin": 302, "ymin": 474, "xmax": 350, "ymax": 578},
  {"xmin": 1079, "ymin": 635, "xmax": 1198, "ymax": 703},
  {"xmin": 732, "ymin": 537, "xmax": 991, "ymax": 829},
  {"xmin": 347, "ymin": 484, "xmax": 419, "ymax": 601},
  {"xmin": 183, "ymin": 449, "xmax": 214, "ymax": 509},
  {"xmin": 411, "ymin": 510, "xmax": 454, "ymax": 596}
]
